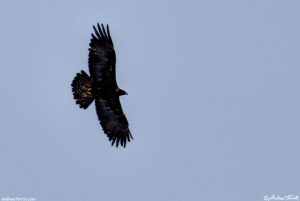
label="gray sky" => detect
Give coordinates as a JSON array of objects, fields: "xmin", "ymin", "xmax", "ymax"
[{"xmin": 0, "ymin": 0, "xmax": 299, "ymax": 201}]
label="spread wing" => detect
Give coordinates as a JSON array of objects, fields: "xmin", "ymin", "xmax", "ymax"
[
  {"xmin": 95, "ymin": 98, "xmax": 133, "ymax": 148},
  {"xmin": 88, "ymin": 23, "xmax": 116, "ymax": 83}
]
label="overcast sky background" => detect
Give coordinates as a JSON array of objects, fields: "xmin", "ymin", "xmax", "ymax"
[{"xmin": 0, "ymin": 0, "xmax": 299, "ymax": 201}]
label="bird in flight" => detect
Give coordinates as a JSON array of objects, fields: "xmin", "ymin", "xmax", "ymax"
[{"xmin": 71, "ymin": 23, "xmax": 133, "ymax": 148}]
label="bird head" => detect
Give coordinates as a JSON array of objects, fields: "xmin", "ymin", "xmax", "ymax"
[{"xmin": 116, "ymin": 88, "xmax": 128, "ymax": 96}]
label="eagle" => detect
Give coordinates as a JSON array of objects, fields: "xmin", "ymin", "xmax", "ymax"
[{"xmin": 71, "ymin": 23, "xmax": 133, "ymax": 148}]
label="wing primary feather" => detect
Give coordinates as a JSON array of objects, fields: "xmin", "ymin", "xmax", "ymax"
[
  {"xmin": 123, "ymin": 137, "xmax": 127, "ymax": 147},
  {"xmin": 123, "ymin": 137, "xmax": 126, "ymax": 147},
  {"xmin": 127, "ymin": 135, "xmax": 131, "ymax": 142},
  {"xmin": 97, "ymin": 23, "xmax": 104, "ymax": 37},
  {"xmin": 120, "ymin": 137, "xmax": 124, "ymax": 147},
  {"xmin": 101, "ymin": 24, "xmax": 107, "ymax": 37},
  {"xmin": 129, "ymin": 132, "xmax": 133, "ymax": 141},
  {"xmin": 107, "ymin": 24, "xmax": 113, "ymax": 45},
  {"xmin": 116, "ymin": 137, "xmax": 120, "ymax": 148},
  {"xmin": 107, "ymin": 24, "xmax": 111, "ymax": 40},
  {"xmin": 91, "ymin": 33, "xmax": 97, "ymax": 40},
  {"xmin": 81, "ymin": 70, "xmax": 88, "ymax": 76},
  {"xmin": 93, "ymin": 26, "xmax": 101, "ymax": 38},
  {"xmin": 111, "ymin": 138, "xmax": 116, "ymax": 147}
]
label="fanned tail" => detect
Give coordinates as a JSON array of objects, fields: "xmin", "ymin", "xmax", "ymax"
[{"xmin": 71, "ymin": 70, "xmax": 94, "ymax": 109}]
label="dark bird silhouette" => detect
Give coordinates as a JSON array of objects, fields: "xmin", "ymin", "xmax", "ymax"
[{"xmin": 71, "ymin": 23, "xmax": 133, "ymax": 148}]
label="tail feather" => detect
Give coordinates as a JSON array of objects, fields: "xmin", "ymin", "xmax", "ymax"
[{"xmin": 71, "ymin": 70, "xmax": 94, "ymax": 109}]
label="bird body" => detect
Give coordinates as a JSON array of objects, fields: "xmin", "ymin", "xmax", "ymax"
[{"xmin": 71, "ymin": 23, "xmax": 132, "ymax": 148}]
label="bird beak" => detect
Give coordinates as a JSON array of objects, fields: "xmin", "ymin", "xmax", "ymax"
[{"xmin": 125, "ymin": 92, "xmax": 128, "ymax": 95}]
